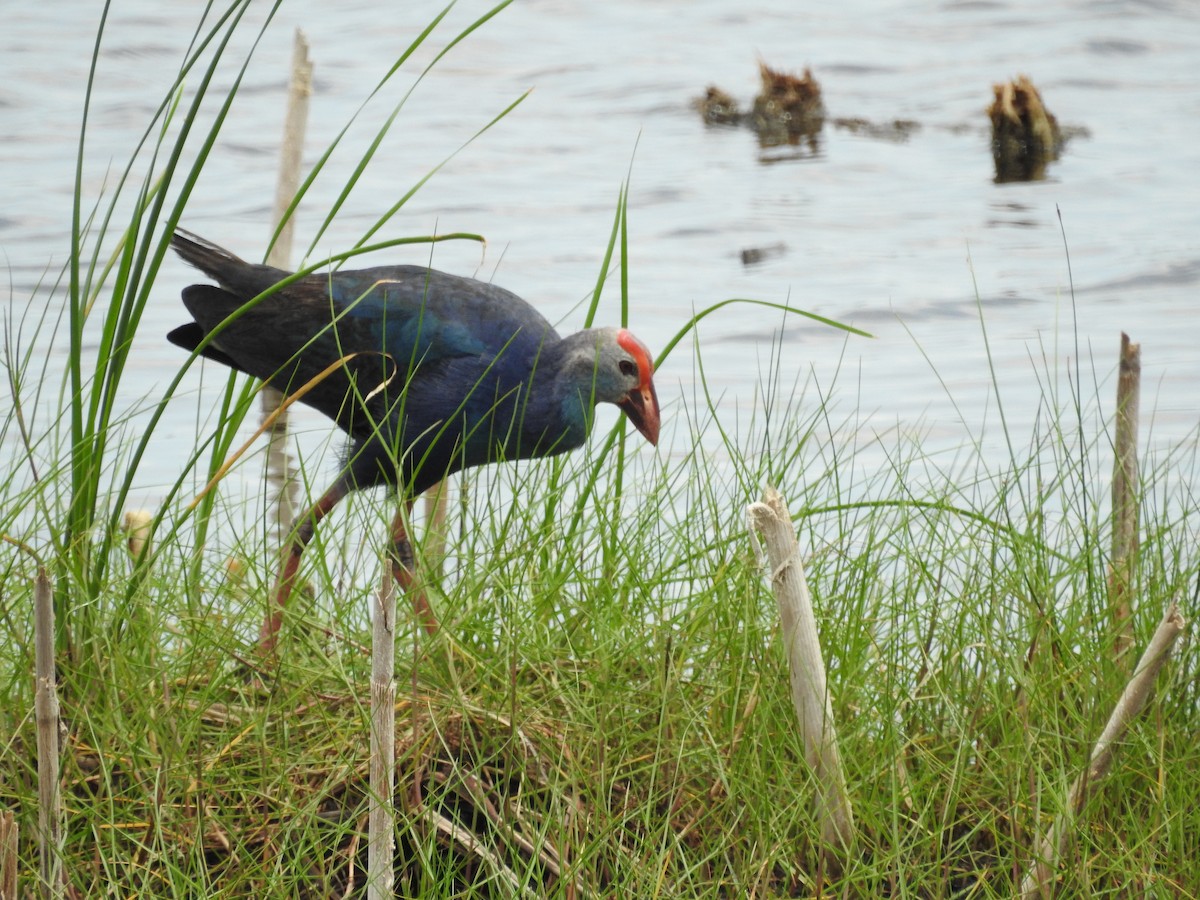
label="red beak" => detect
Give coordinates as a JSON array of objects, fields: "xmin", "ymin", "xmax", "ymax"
[{"xmin": 618, "ymin": 378, "xmax": 661, "ymax": 446}]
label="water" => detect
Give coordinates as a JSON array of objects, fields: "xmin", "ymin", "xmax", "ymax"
[{"xmin": 3, "ymin": 0, "xmax": 1199, "ymax": 515}]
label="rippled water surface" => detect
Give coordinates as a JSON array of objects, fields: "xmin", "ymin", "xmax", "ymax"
[{"xmin": 3, "ymin": 0, "xmax": 1199, "ymax": 506}]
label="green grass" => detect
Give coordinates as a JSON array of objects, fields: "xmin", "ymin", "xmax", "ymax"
[
  {"xmin": 2, "ymin": 1, "xmax": 1198, "ymax": 897},
  {"xmin": 3, "ymin": 356, "xmax": 1198, "ymax": 897}
]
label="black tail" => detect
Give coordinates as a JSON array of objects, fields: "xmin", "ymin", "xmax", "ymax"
[
  {"xmin": 171, "ymin": 230, "xmax": 247, "ymax": 280},
  {"xmin": 171, "ymin": 229, "xmax": 291, "ymax": 297}
]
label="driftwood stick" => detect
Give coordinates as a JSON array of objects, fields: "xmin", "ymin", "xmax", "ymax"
[
  {"xmin": 262, "ymin": 27, "xmax": 313, "ymax": 548},
  {"xmin": 368, "ymin": 557, "xmax": 397, "ymax": 900},
  {"xmin": 748, "ymin": 486, "xmax": 854, "ymax": 869},
  {"xmin": 1020, "ymin": 602, "xmax": 1186, "ymax": 898},
  {"xmin": 1109, "ymin": 332, "xmax": 1141, "ymax": 661},
  {"xmin": 33, "ymin": 568, "xmax": 63, "ymax": 899}
]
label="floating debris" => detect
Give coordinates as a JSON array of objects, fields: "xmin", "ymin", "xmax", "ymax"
[
  {"xmin": 832, "ymin": 116, "xmax": 921, "ymax": 143},
  {"xmin": 740, "ymin": 242, "xmax": 787, "ymax": 266},
  {"xmin": 988, "ymin": 75, "xmax": 1063, "ymax": 183}
]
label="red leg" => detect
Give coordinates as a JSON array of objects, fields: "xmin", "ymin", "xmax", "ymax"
[
  {"xmin": 260, "ymin": 484, "xmax": 346, "ymax": 653},
  {"xmin": 390, "ymin": 500, "xmax": 439, "ymax": 636}
]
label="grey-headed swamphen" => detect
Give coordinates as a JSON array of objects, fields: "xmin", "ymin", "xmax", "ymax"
[{"xmin": 168, "ymin": 230, "xmax": 661, "ymax": 651}]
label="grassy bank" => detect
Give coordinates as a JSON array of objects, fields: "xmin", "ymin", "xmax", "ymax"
[
  {"xmin": 2, "ymin": 1, "xmax": 1197, "ymax": 897},
  {"xmin": 2, "ymin": 333, "xmax": 1197, "ymax": 895}
]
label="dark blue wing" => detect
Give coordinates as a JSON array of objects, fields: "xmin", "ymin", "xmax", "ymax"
[{"xmin": 173, "ymin": 235, "xmax": 561, "ymax": 442}]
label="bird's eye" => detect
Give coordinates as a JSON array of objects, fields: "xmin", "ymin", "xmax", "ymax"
[{"xmin": 619, "ymin": 359, "xmax": 637, "ymax": 378}]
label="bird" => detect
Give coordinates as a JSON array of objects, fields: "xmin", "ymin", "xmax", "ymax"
[{"xmin": 167, "ymin": 230, "xmax": 661, "ymax": 651}]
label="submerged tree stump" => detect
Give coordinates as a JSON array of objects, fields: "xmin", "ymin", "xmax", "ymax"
[
  {"xmin": 988, "ymin": 75, "xmax": 1063, "ymax": 182},
  {"xmin": 695, "ymin": 61, "xmax": 826, "ymax": 152},
  {"xmin": 696, "ymin": 85, "xmax": 743, "ymax": 126},
  {"xmin": 751, "ymin": 62, "xmax": 826, "ymax": 147}
]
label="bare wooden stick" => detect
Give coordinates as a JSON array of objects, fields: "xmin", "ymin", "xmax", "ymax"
[
  {"xmin": 1, "ymin": 808, "xmax": 17, "ymax": 900},
  {"xmin": 368, "ymin": 556, "xmax": 397, "ymax": 900},
  {"xmin": 33, "ymin": 568, "xmax": 63, "ymax": 899},
  {"xmin": 1020, "ymin": 602, "xmax": 1186, "ymax": 898},
  {"xmin": 262, "ymin": 28, "xmax": 313, "ymax": 548},
  {"xmin": 1109, "ymin": 332, "xmax": 1140, "ymax": 662},
  {"xmin": 747, "ymin": 486, "xmax": 854, "ymax": 868}
]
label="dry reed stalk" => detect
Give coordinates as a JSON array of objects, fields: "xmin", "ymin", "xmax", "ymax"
[
  {"xmin": 121, "ymin": 508, "xmax": 153, "ymax": 560},
  {"xmin": 1, "ymin": 809, "xmax": 16, "ymax": 900},
  {"xmin": 423, "ymin": 809, "xmax": 539, "ymax": 899},
  {"xmin": 423, "ymin": 482, "xmax": 449, "ymax": 578},
  {"xmin": 1020, "ymin": 602, "xmax": 1186, "ymax": 898},
  {"xmin": 747, "ymin": 486, "xmax": 854, "ymax": 870},
  {"xmin": 368, "ymin": 557, "xmax": 397, "ymax": 900},
  {"xmin": 33, "ymin": 568, "xmax": 63, "ymax": 899},
  {"xmin": 262, "ymin": 27, "xmax": 312, "ymax": 547},
  {"xmin": 267, "ymin": 27, "xmax": 311, "ymax": 271},
  {"xmin": 1109, "ymin": 332, "xmax": 1140, "ymax": 662}
]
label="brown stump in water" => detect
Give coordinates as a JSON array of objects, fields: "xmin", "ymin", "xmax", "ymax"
[
  {"xmin": 751, "ymin": 61, "xmax": 826, "ymax": 146},
  {"xmin": 988, "ymin": 75, "xmax": 1063, "ymax": 182},
  {"xmin": 695, "ymin": 85, "xmax": 743, "ymax": 125}
]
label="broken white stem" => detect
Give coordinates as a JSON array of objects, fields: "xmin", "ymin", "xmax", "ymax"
[
  {"xmin": 748, "ymin": 486, "xmax": 854, "ymax": 863},
  {"xmin": 262, "ymin": 27, "xmax": 312, "ymax": 545},
  {"xmin": 1021, "ymin": 601, "xmax": 1186, "ymax": 898},
  {"xmin": 367, "ymin": 557, "xmax": 397, "ymax": 900},
  {"xmin": 34, "ymin": 568, "xmax": 63, "ymax": 899}
]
